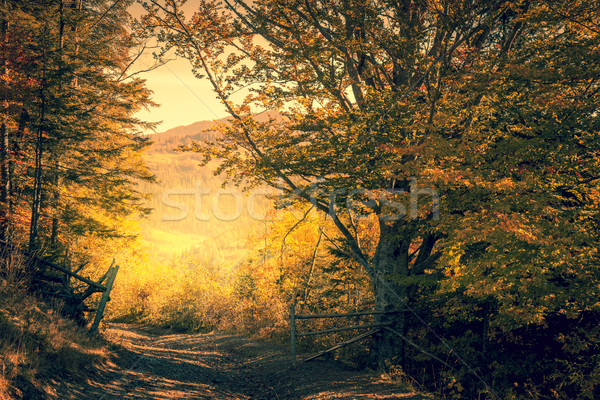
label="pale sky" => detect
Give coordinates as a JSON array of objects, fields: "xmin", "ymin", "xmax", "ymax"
[
  {"xmin": 134, "ymin": 57, "xmax": 229, "ymax": 134},
  {"xmin": 129, "ymin": 2, "xmax": 229, "ymax": 134}
]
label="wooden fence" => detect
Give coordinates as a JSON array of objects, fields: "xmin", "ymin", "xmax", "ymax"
[
  {"xmin": 289, "ymin": 303, "xmax": 406, "ymax": 368},
  {"xmin": 0, "ymin": 240, "xmax": 119, "ymax": 334}
]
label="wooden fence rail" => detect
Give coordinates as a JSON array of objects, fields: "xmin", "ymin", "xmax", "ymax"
[
  {"xmin": 29, "ymin": 254, "xmax": 106, "ymax": 291},
  {"xmin": 290, "ymin": 303, "xmax": 407, "ymax": 368},
  {"xmin": 294, "ymin": 309, "xmax": 408, "ymax": 319},
  {"xmin": 0, "ymin": 240, "xmax": 119, "ymax": 334},
  {"xmin": 296, "ymin": 322, "xmax": 390, "ymax": 338}
]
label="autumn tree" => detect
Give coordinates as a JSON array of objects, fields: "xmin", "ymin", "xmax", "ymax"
[
  {"xmin": 141, "ymin": 0, "xmax": 600, "ymax": 397},
  {"xmin": 0, "ymin": 0, "xmax": 155, "ymax": 257}
]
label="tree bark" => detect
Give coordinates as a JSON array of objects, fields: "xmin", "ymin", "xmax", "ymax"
[
  {"xmin": 50, "ymin": 0, "xmax": 66, "ymax": 247},
  {"xmin": 0, "ymin": 122, "xmax": 9, "ymax": 242},
  {"xmin": 0, "ymin": 0, "xmax": 9, "ymax": 242},
  {"xmin": 370, "ymin": 218, "xmax": 411, "ymax": 370},
  {"xmin": 29, "ymin": 106, "xmax": 44, "ymax": 251}
]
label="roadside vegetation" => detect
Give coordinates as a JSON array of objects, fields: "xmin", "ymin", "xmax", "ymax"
[{"xmin": 0, "ymin": 254, "xmax": 112, "ymax": 400}]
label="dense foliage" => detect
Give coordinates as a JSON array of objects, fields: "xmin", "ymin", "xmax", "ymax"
[{"xmin": 0, "ymin": 0, "xmax": 154, "ymax": 261}]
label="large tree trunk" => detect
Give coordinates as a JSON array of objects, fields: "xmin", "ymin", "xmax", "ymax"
[
  {"xmin": 368, "ymin": 216, "xmax": 440, "ymax": 370},
  {"xmin": 370, "ymin": 218, "xmax": 411, "ymax": 370}
]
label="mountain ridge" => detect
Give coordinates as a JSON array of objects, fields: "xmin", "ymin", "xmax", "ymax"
[{"xmin": 146, "ymin": 111, "xmax": 282, "ymax": 153}]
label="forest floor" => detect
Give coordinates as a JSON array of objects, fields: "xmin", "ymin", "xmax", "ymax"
[{"xmin": 54, "ymin": 323, "xmax": 428, "ymax": 400}]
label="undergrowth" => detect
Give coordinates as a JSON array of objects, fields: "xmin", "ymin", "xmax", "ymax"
[{"xmin": 0, "ymin": 254, "xmax": 111, "ymax": 400}]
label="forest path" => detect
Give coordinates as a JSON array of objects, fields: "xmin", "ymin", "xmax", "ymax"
[{"xmin": 56, "ymin": 323, "xmax": 422, "ymax": 400}]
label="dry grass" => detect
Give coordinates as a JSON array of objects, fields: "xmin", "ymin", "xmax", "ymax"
[{"xmin": 0, "ymin": 256, "xmax": 112, "ymax": 400}]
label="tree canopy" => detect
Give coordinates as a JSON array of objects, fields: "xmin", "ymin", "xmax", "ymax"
[{"xmin": 141, "ymin": 0, "xmax": 600, "ymax": 398}]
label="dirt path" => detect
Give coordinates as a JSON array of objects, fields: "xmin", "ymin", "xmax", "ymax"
[{"xmin": 56, "ymin": 324, "xmax": 424, "ymax": 399}]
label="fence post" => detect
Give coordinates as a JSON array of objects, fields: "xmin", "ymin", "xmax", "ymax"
[
  {"xmin": 89, "ymin": 264, "xmax": 119, "ymax": 334},
  {"xmin": 290, "ymin": 302, "xmax": 297, "ymax": 369}
]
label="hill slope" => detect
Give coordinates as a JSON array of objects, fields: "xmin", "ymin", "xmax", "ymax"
[{"xmin": 138, "ymin": 117, "xmax": 271, "ymax": 265}]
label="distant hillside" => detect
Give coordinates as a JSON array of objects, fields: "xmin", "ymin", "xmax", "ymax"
[
  {"xmin": 148, "ymin": 118, "xmax": 225, "ymax": 154},
  {"xmin": 138, "ymin": 117, "xmax": 272, "ymax": 266},
  {"xmin": 149, "ymin": 111, "xmax": 281, "ymax": 154}
]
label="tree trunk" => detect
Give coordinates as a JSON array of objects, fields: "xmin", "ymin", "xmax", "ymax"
[
  {"xmin": 29, "ymin": 94, "xmax": 45, "ymax": 251},
  {"xmin": 0, "ymin": 0, "xmax": 9, "ymax": 242},
  {"xmin": 300, "ymin": 229, "xmax": 322, "ymax": 313},
  {"xmin": 370, "ymin": 218, "xmax": 411, "ymax": 370},
  {"xmin": 0, "ymin": 122, "xmax": 9, "ymax": 242},
  {"xmin": 50, "ymin": 0, "xmax": 65, "ymax": 248}
]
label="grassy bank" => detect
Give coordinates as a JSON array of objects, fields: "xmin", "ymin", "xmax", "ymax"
[{"xmin": 0, "ymin": 273, "xmax": 111, "ymax": 400}]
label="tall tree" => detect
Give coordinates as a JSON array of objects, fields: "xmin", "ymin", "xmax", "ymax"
[
  {"xmin": 142, "ymin": 0, "xmax": 600, "ymax": 396},
  {"xmin": 140, "ymin": 0, "xmax": 523, "ymax": 367},
  {"xmin": 1, "ymin": 0, "xmax": 155, "ymax": 255}
]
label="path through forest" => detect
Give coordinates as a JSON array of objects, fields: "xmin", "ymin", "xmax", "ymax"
[{"xmin": 55, "ymin": 324, "xmax": 423, "ymax": 399}]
